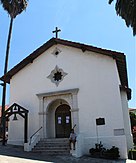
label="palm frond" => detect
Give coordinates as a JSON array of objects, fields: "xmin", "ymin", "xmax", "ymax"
[
  {"xmin": 0, "ymin": 0, "xmax": 28, "ymax": 18},
  {"xmin": 109, "ymin": 0, "xmax": 114, "ymax": 4},
  {"xmin": 109, "ymin": 0, "xmax": 136, "ymax": 35}
]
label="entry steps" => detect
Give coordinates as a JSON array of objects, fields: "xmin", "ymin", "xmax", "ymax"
[{"xmin": 32, "ymin": 138, "xmax": 70, "ymax": 155}]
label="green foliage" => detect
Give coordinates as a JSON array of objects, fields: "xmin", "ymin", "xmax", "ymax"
[
  {"xmin": 109, "ymin": 0, "xmax": 136, "ymax": 36},
  {"xmin": 103, "ymin": 146, "xmax": 120, "ymax": 159},
  {"xmin": 89, "ymin": 142, "xmax": 120, "ymax": 159},
  {"xmin": 128, "ymin": 149, "xmax": 136, "ymax": 160},
  {"xmin": 0, "ymin": 0, "xmax": 28, "ymax": 18},
  {"xmin": 89, "ymin": 142, "xmax": 106, "ymax": 155},
  {"xmin": 129, "ymin": 112, "xmax": 136, "ymax": 129}
]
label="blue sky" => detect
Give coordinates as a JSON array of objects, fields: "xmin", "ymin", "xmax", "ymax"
[{"xmin": 0, "ymin": 1, "xmax": 135, "ymax": 108}]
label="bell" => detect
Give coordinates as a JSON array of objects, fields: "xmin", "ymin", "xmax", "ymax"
[{"xmin": 13, "ymin": 113, "xmax": 18, "ymax": 121}]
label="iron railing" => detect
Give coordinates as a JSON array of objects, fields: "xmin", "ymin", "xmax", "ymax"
[{"xmin": 29, "ymin": 126, "xmax": 42, "ymax": 145}]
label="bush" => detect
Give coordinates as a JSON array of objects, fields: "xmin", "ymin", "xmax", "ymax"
[
  {"xmin": 128, "ymin": 149, "xmax": 136, "ymax": 160},
  {"xmin": 89, "ymin": 143, "xmax": 120, "ymax": 160},
  {"xmin": 102, "ymin": 146, "xmax": 120, "ymax": 159}
]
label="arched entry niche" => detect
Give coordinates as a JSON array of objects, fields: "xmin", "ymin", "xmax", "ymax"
[
  {"xmin": 37, "ymin": 88, "xmax": 79, "ymax": 139},
  {"xmin": 46, "ymin": 99, "xmax": 71, "ymax": 138}
]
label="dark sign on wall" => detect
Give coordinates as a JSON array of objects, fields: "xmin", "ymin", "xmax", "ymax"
[{"xmin": 96, "ymin": 118, "xmax": 105, "ymax": 126}]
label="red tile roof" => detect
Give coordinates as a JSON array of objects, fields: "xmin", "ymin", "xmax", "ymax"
[
  {"xmin": 0, "ymin": 105, "xmax": 9, "ymax": 117},
  {"xmin": 129, "ymin": 108, "xmax": 136, "ymax": 112}
]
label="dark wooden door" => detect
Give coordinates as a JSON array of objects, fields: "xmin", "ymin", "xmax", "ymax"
[{"xmin": 55, "ymin": 104, "xmax": 71, "ymax": 138}]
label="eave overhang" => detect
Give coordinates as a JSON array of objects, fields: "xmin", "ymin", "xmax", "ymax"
[{"xmin": 0, "ymin": 37, "xmax": 131, "ymax": 100}]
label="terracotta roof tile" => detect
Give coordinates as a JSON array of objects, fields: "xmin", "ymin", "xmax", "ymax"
[{"xmin": 0, "ymin": 105, "xmax": 9, "ymax": 117}]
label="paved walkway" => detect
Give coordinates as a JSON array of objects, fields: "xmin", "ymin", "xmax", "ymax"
[{"xmin": 0, "ymin": 143, "xmax": 136, "ymax": 163}]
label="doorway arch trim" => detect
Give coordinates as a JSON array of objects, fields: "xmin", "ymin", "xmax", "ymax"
[{"xmin": 37, "ymin": 88, "xmax": 79, "ymax": 138}]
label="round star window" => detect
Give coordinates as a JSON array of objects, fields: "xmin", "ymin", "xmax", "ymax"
[
  {"xmin": 53, "ymin": 71, "xmax": 63, "ymax": 81},
  {"xmin": 47, "ymin": 65, "xmax": 67, "ymax": 86}
]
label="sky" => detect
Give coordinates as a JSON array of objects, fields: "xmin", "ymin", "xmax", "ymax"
[{"xmin": 0, "ymin": 1, "xmax": 135, "ymax": 108}]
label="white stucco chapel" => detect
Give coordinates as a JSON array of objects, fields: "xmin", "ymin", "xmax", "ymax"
[{"xmin": 0, "ymin": 37, "xmax": 133, "ymax": 158}]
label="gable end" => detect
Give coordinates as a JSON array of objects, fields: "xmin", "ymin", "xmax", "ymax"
[{"xmin": 0, "ymin": 38, "xmax": 131, "ymax": 99}]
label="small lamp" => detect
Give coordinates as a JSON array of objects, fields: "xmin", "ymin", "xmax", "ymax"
[{"xmin": 13, "ymin": 113, "xmax": 18, "ymax": 121}]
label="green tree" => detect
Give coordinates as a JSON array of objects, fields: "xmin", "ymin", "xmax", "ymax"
[
  {"xmin": 0, "ymin": 0, "xmax": 28, "ymax": 145},
  {"xmin": 129, "ymin": 111, "xmax": 136, "ymax": 143},
  {"xmin": 109, "ymin": 0, "xmax": 136, "ymax": 36},
  {"xmin": 130, "ymin": 112, "xmax": 136, "ymax": 129}
]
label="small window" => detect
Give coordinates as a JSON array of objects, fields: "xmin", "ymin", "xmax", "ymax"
[{"xmin": 52, "ymin": 47, "xmax": 61, "ymax": 57}]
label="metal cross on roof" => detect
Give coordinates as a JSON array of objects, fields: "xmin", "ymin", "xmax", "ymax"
[{"xmin": 52, "ymin": 27, "xmax": 61, "ymax": 38}]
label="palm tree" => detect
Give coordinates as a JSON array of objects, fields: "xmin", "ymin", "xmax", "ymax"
[
  {"xmin": 109, "ymin": 0, "xmax": 136, "ymax": 36},
  {"xmin": 0, "ymin": 0, "xmax": 28, "ymax": 145}
]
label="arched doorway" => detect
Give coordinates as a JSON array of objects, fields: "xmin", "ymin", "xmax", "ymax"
[{"xmin": 55, "ymin": 104, "xmax": 71, "ymax": 138}]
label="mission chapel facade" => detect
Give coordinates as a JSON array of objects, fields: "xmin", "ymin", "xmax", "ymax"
[{"xmin": 0, "ymin": 38, "xmax": 133, "ymax": 158}]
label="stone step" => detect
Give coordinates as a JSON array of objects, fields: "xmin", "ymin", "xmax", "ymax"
[
  {"xmin": 32, "ymin": 138, "xmax": 70, "ymax": 155},
  {"xmin": 36, "ymin": 144, "xmax": 69, "ymax": 147},
  {"xmin": 32, "ymin": 148, "xmax": 70, "ymax": 154},
  {"xmin": 37, "ymin": 141, "xmax": 69, "ymax": 144},
  {"xmin": 33, "ymin": 146, "xmax": 70, "ymax": 150},
  {"xmin": 33, "ymin": 148, "xmax": 70, "ymax": 151},
  {"xmin": 32, "ymin": 150, "xmax": 70, "ymax": 155},
  {"xmin": 40, "ymin": 138, "xmax": 69, "ymax": 142}
]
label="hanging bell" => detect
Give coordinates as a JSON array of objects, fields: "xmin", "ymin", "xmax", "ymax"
[{"xmin": 13, "ymin": 113, "xmax": 18, "ymax": 121}]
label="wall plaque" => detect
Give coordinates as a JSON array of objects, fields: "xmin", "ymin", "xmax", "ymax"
[
  {"xmin": 96, "ymin": 118, "xmax": 105, "ymax": 125},
  {"xmin": 114, "ymin": 129, "xmax": 125, "ymax": 136}
]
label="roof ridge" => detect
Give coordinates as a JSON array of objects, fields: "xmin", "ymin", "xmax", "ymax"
[{"xmin": 0, "ymin": 37, "xmax": 130, "ymax": 100}]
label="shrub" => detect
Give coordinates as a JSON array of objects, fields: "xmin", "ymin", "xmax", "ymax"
[{"xmin": 89, "ymin": 143, "xmax": 120, "ymax": 159}]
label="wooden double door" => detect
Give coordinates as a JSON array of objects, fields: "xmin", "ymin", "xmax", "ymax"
[{"xmin": 55, "ymin": 104, "xmax": 71, "ymax": 138}]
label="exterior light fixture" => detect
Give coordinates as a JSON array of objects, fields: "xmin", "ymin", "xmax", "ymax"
[{"xmin": 12, "ymin": 113, "xmax": 18, "ymax": 121}]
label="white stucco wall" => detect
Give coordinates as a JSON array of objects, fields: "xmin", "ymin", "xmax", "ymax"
[
  {"xmin": 8, "ymin": 44, "xmax": 131, "ymax": 158},
  {"xmin": 120, "ymin": 90, "xmax": 133, "ymax": 150}
]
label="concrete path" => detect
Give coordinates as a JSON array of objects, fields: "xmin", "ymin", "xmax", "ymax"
[{"xmin": 0, "ymin": 143, "xmax": 136, "ymax": 163}]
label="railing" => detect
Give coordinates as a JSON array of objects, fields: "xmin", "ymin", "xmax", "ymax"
[
  {"xmin": 73, "ymin": 124, "xmax": 76, "ymax": 129},
  {"xmin": 29, "ymin": 126, "xmax": 42, "ymax": 145}
]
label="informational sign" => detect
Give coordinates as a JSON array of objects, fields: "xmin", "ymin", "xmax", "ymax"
[
  {"xmin": 96, "ymin": 118, "xmax": 105, "ymax": 125},
  {"xmin": 66, "ymin": 116, "xmax": 70, "ymax": 124},
  {"xmin": 114, "ymin": 129, "xmax": 125, "ymax": 136},
  {"xmin": 58, "ymin": 117, "xmax": 61, "ymax": 124}
]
